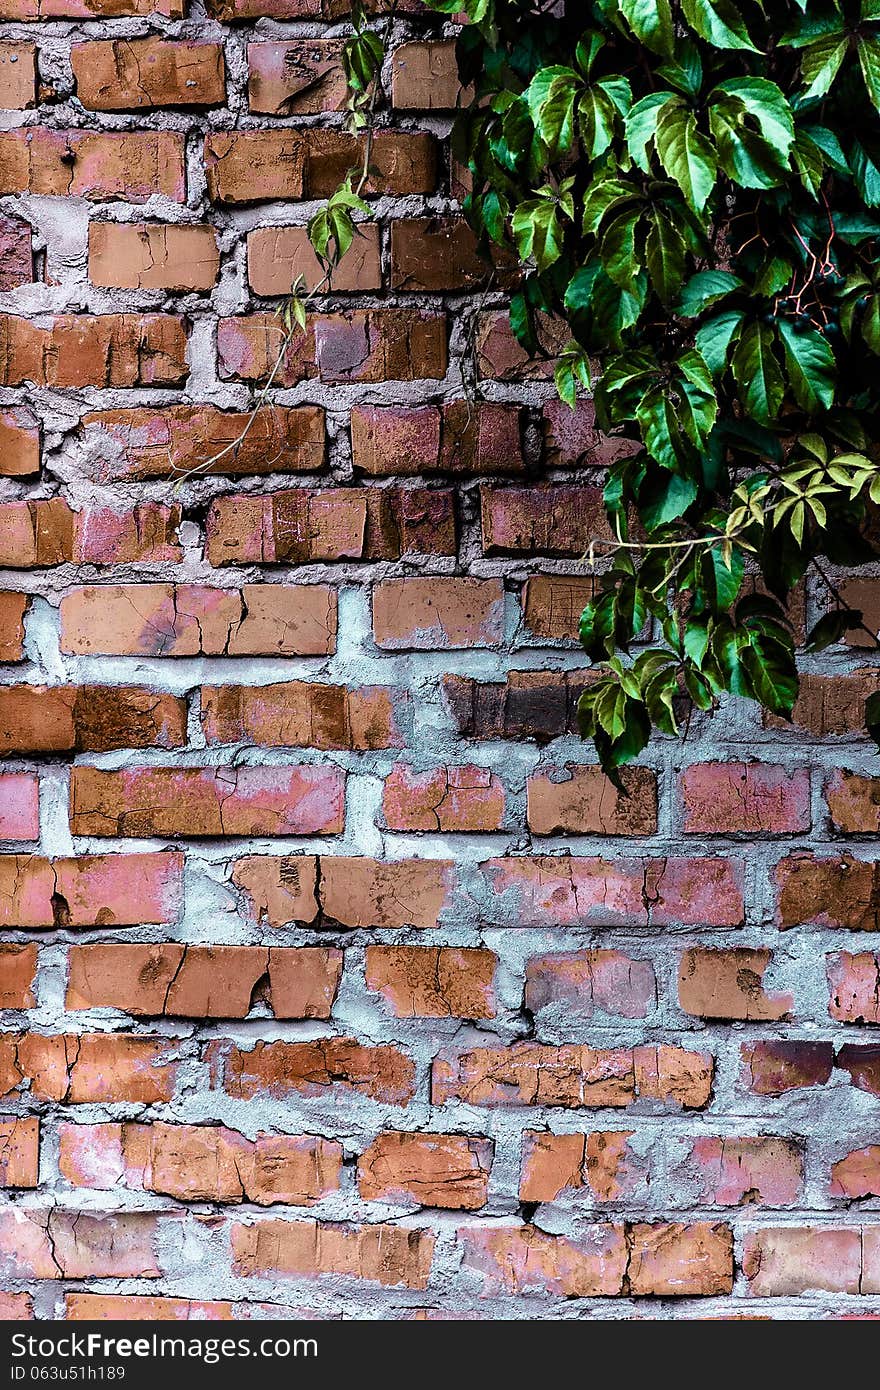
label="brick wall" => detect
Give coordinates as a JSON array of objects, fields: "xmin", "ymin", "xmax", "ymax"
[{"xmin": 0, "ymin": 0, "xmax": 879, "ymax": 1322}]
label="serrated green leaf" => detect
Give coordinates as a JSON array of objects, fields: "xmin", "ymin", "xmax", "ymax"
[
  {"xmin": 681, "ymin": 0, "xmax": 758, "ymax": 52},
  {"xmin": 732, "ymin": 321, "xmax": 785, "ymax": 424},
  {"xmin": 645, "ymin": 209, "xmax": 685, "ymax": 303},
  {"xmin": 695, "ymin": 309, "xmax": 745, "ymax": 375},
  {"xmin": 620, "ymin": 0, "xmax": 675, "ymax": 57},
  {"xmin": 655, "ymin": 103, "xmax": 718, "ymax": 210},
  {"xmin": 776, "ymin": 319, "xmax": 836, "ymax": 414}
]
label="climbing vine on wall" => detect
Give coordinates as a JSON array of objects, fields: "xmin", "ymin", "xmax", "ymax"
[{"xmin": 298, "ymin": 0, "xmax": 880, "ymax": 777}]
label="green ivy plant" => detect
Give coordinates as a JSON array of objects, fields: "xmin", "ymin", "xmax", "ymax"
[{"xmin": 296, "ymin": 0, "xmax": 880, "ymax": 776}]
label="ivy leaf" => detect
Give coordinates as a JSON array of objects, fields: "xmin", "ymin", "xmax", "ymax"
[
  {"xmin": 678, "ymin": 269, "xmax": 744, "ymax": 315},
  {"xmin": 620, "ymin": 0, "xmax": 675, "ymax": 57},
  {"xmin": 695, "ymin": 309, "xmax": 745, "ymax": 375},
  {"xmin": 704, "ymin": 542, "xmax": 744, "ymax": 609},
  {"xmin": 601, "ymin": 206, "xmax": 642, "ymax": 290},
  {"xmin": 859, "ymin": 36, "xmax": 880, "ymax": 112},
  {"xmin": 709, "ymin": 78, "xmax": 794, "ymax": 187},
  {"xmin": 805, "ymin": 610, "xmax": 863, "ymax": 651},
  {"xmin": 625, "ymin": 91, "xmax": 678, "ymax": 170},
  {"xmin": 645, "ymin": 209, "xmax": 686, "ymax": 302},
  {"xmin": 511, "ymin": 194, "xmax": 569, "ymax": 269},
  {"xmin": 739, "ymin": 630, "xmax": 799, "ymax": 716},
  {"xmin": 640, "ymin": 470, "xmax": 699, "ymax": 527},
  {"xmin": 732, "ymin": 321, "xmax": 785, "ymax": 424},
  {"xmin": 681, "ymin": 0, "xmax": 759, "ymax": 52},
  {"xmin": 655, "ymin": 103, "xmax": 718, "ymax": 210},
  {"xmin": 526, "ymin": 65, "xmax": 581, "ymax": 158},
  {"xmin": 677, "ymin": 349, "xmax": 719, "ymax": 444},
  {"xmin": 800, "ymin": 34, "xmax": 849, "ymax": 99},
  {"xmin": 637, "ymin": 387, "xmax": 687, "ymax": 471},
  {"xmin": 776, "ymin": 319, "xmax": 836, "ymax": 413}
]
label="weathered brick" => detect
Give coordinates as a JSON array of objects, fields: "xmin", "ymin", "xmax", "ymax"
[
  {"xmin": 364, "ymin": 946, "xmax": 496, "ymax": 1019},
  {"xmin": 831, "ymin": 1146, "xmax": 880, "ymax": 1199},
  {"xmin": 521, "ymin": 575, "xmax": 597, "ymax": 641},
  {"xmin": 0, "ymin": 773, "xmax": 39, "ymax": 840},
  {"xmin": 205, "ymin": 130, "xmax": 436, "ymax": 203},
  {"xmin": 64, "ymin": 1294, "xmax": 300, "ymax": 1320},
  {"xmin": 476, "ymin": 310, "xmax": 563, "ymax": 382},
  {"xmin": 678, "ymin": 948, "xmax": 793, "ymax": 1021},
  {"xmin": 390, "ymin": 218, "xmax": 498, "ymax": 291},
  {"xmin": 743, "ymin": 1228, "xmax": 865, "ymax": 1296},
  {"xmin": 1, "ymin": 0, "xmax": 182, "ymax": 14},
  {"xmin": 351, "ymin": 403, "xmax": 524, "ymax": 475},
  {"xmin": 382, "ymin": 764, "xmax": 505, "ymax": 832},
  {"xmin": 767, "ymin": 670, "xmax": 877, "ymax": 737},
  {"xmin": 232, "ymin": 855, "xmax": 453, "ymax": 930},
  {"xmin": 218, "ymin": 310, "xmax": 446, "ymax": 385},
  {"xmin": 480, "ymin": 855, "xmax": 744, "ymax": 927},
  {"xmin": 358, "ymin": 1132, "xmax": 492, "ymax": 1210},
  {"xmin": 542, "ymin": 397, "xmax": 642, "ymax": 467},
  {"xmin": 247, "ymin": 40, "xmax": 348, "ymax": 114},
  {"xmin": 443, "ymin": 670, "xmax": 593, "ymax": 742},
  {"xmin": 0, "ymin": 409, "xmax": 39, "ymax": 476},
  {"xmin": 201, "ymin": 681, "xmax": 405, "ymax": 750},
  {"xmin": 0, "ymin": 43, "xmax": 36, "ymax": 109},
  {"xmin": 0, "ymin": 314, "xmax": 187, "ymax": 387},
  {"xmin": 66, "ymin": 944, "xmax": 341, "ymax": 1019},
  {"xmin": 0, "ymin": 1117, "xmax": 38, "ymax": 1187},
  {"xmin": 89, "ymin": 224, "xmax": 220, "ymax": 292},
  {"xmin": 247, "ymin": 225, "xmax": 381, "ymax": 294},
  {"xmin": 825, "ymin": 770, "xmax": 880, "ymax": 833},
  {"xmin": 836, "ymin": 1044, "xmax": 880, "ymax": 1097},
  {"xmin": 0, "ymin": 685, "xmax": 186, "ymax": 753},
  {"xmin": 82, "ymin": 406, "xmax": 325, "ymax": 482},
  {"xmin": 519, "ymin": 1131, "xmax": 646, "ymax": 1204},
  {"xmin": 232, "ymin": 1218, "xmax": 434, "ymax": 1288},
  {"xmin": 0, "ymin": 944, "xmax": 37, "ymax": 1009},
  {"xmin": 828, "ymin": 952, "xmax": 880, "ymax": 1024},
  {"xmin": 741, "ymin": 1041, "xmax": 834, "ymax": 1095},
  {"xmin": 526, "ymin": 765, "xmax": 657, "ymax": 836},
  {"xmin": 213, "ymin": 1039, "xmax": 416, "ymax": 1105},
  {"xmin": 0, "ymin": 1033, "xmax": 178, "ymax": 1103},
  {"xmin": 432, "ymin": 1043, "xmax": 714, "ymax": 1110},
  {"xmin": 681, "ymin": 762, "xmax": 811, "ymax": 834},
  {"xmin": 60, "ymin": 1122, "xmax": 342, "ymax": 1204},
  {"xmin": 481, "ymin": 485, "xmax": 610, "ymax": 555},
  {"xmin": 60, "ymin": 584, "xmax": 336, "ymax": 658},
  {"xmin": 0, "ymin": 130, "xmax": 185, "ymax": 201},
  {"xmin": 774, "ymin": 852, "xmax": 880, "ymax": 930},
  {"xmin": 677, "ymin": 1137, "xmax": 803, "ymax": 1206},
  {"xmin": 373, "ymin": 578, "xmax": 504, "ymax": 650},
  {"xmin": 524, "ymin": 951, "xmax": 657, "ymax": 1021},
  {"xmin": 0, "ymin": 215, "xmax": 32, "ymax": 290},
  {"xmin": 391, "ymin": 40, "xmax": 462, "ymax": 109},
  {"xmin": 206, "ymin": 488, "xmax": 455, "ymax": 566},
  {"xmin": 0, "ymin": 1211, "xmax": 161, "ymax": 1280},
  {"xmin": 0, "ymin": 853, "xmax": 182, "ymax": 928},
  {"xmin": 0, "ymin": 592, "xmax": 26, "ymax": 661},
  {"xmin": 69, "ymin": 765, "xmax": 345, "ymax": 838},
  {"xmin": 72, "ymin": 39, "xmax": 225, "ymax": 109}
]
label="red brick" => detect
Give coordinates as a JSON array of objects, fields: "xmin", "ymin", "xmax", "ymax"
[
  {"xmin": 0, "ymin": 1117, "xmax": 38, "ymax": 1187},
  {"xmin": 373, "ymin": 578, "xmax": 504, "ymax": 650},
  {"xmin": 82, "ymin": 406, "xmax": 325, "ymax": 482},
  {"xmin": 480, "ymin": 855, "xmax": 744, "ymax": 927},
  {"xmin": 202, "ymin": 682, "xmax": 405, "ymax": 750},
  {"xmin": 60, "ymin": 1122, "xmax": 342, "ymax": 1205},
  {"xmin": 218, "ymin": 311, "xmax": 446, "ymax": 385},
  {"xmin": 212, "ymin": 1038, "xmax": 416, "ymax": 1105},
  {"xmin": 0, "ymin": 685, "xmax": 186, "ymax": 754},
  {"xmin": 0, "ymin": 1211, "xmax": 161, "ymax": 1280},
  {"xmin": 836, "ymin": 1044, "xmax": 880, "ymax": 1097},
  {"xmin": 831, "ymin": 1146, "xmax": 880, "ymax": 1199},
  {"xmin": 0, "ymin": 408, "xmax": 38, "ymax": 476},
  {"xmin": 626, "ymin": 1223, "xmax": 734, "ymax": 1296},
  {"xmin": 351, "ymin": 403, "xmax": 524, "ymax": 475},
  {"xmin": 526, "ymin": 765, "xmax": 657, "ymax": 835},
  {"xmin": 838, "ymin": 577, "xmax": 880, "ymax": 646},
  {"xmin": 774, "ymin": 852, "xmax": 880, "ymax": 931},
  {"xmin": 743, "ymin": 1228, "xmax": 864, "ymax": 1296},
  {"xmin": 232, "ymin": 855, "xmax": 453, "ymax": 930},
  {"xmin": 519, "ymin": 1131, "xmax": 646, "ymax": 1204},
  {"xmin": 205, "ymin": 130, "xmax": 436, "ymax": 203},
  {"xmin": 481, "ymin": 485, "xmax": 610, "ymax": 555},
  {"xmin": 476, "ymin": 311, "xmax": 563, "ymax": 382},
  {"xmin": 72, "ymin": 40, "xmax": 225, "ymax": 109},
  {"xmin": 0, "ymin": 130, "xmax": 185, "ymax": 201},
  {"xmin": 444, "ymin": 670, "xmax": 593, "ymax": 742},
  {"xmin": 0, "ymin": 592, "xmax": 26, "ymax": 661},
  {"xmin": 521, "ymin": 575, "xmax": 597, "ymax": 641},
  {"xmin": 89, "ymin": 223, "xmax": 219, "ymax": 292},
  {"xmin": 382, "ymin": 764, "xmax": 505, "ymax": 832},
  {"xmin": 0, "ymin": 773, "xmax": 39, "ymax": 840},
  {"xmin": 542, "ymin": 397, "xmax": 642, "ymax": 467},
  {"xmin": 524, "ymin": 950, "xmax": 657, "ymax": 1021},
  {"xmin": 828, "ymin": 952, "xmax": 880, "ymax": 1024},
  {"xmin": 0, "ymin": 853, "xmax": 182, "ymax": 928},
  {"xmin": 0, "ymin": 314, "xmax": 187, "ymax": 387},
  {"xmin": 0, "ymin": 500, "xmax": 181, "ymax": 568},
  {"xmin": 0, "ymin": 1292, "xmax": 30, "ymax": 1319},
  {"xmin": 66, "ymin": 944, "xmax": 341, "ymax": 1019},
  {"xmin": 247, "ymin": 225, "xmax": 381, "ymax": 294},
  {"xmin": 364, "ymin": 946, "xmax": 496, "ymax": 1019},
  {"xmin": 60, "ymin": 584, "xmax": 336, "ymax": 658},
  {"xmin": 679, "ymin": 1137, "xmax": 803, "ymax": 1206},
  {"xmin": 767, "ymin": 669, "xmax": 877, "ymax": 737},
  {"xmin": 826, "ymin": 770, "xmax": 880, "ymax": 832},
  {"xmin": 205, "ymin": 488, "xmax": 455, "ymax": 566},
  {"xmin": 69, "ymin": 765, "xmax": 345, "ymax": 838},
  {"xmin": 0, "ymin": 943, "xmax": 37, "ymax": 1009},
  {"xmin": 741, "ymin": 1041, "xmax": 834, "ymax": 1095},
  {"xmin": 358, "ymin": 1132, "xmax": 492, "ymax": 1209},
  {"xmin": 1, "ymin": 0, "xmax": 182, "ymax": 14},
  {"xmin": 391, "ymin": 40, "xmax": 462, "ymax": 108},
  {"xmin": 0, "ymin": 1033, "xmax": 178, "ymax": 1103},
  {"xmin": 0, "ymin": 214, "xmax": 32, "ymax": 290},
  {"xmin": 432, "ymin": 1043, "xmax": 714, "ymax": 1110},
  {"xmin": 390, "ymin": 218, "xmax": 497, "ymax": 291},
  {"xmin": 681, "ymin": 762, "xmax": 811, "ymax": 834},
  {"xmin": 247, "ymin": 40, "xmax": 348, "ymax": 115},
  {"xmin": 232, "ymin": 1218, "xmax": 433, "ymax": 1288},
  {"xmin": 678, "ymin": 948, "xmax": 792, "ymax": 1021},
  {"xmin": 0, "ymin": 43, "xmax": 36, "ymax": 109},
  {"xmin": 64, "ymin": 1295, "xmax": 301, "ymax": 1320}
]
